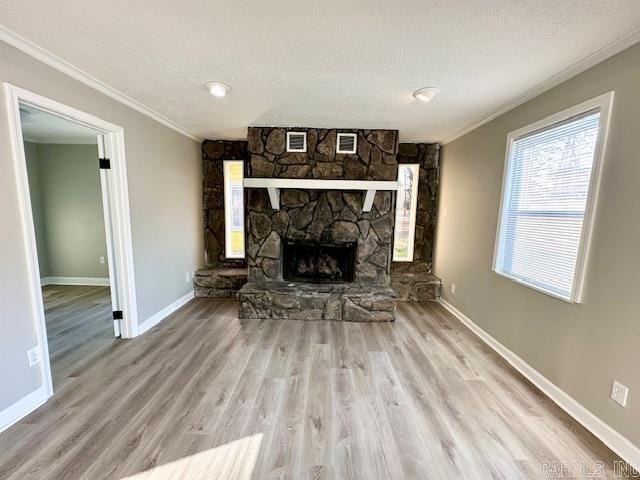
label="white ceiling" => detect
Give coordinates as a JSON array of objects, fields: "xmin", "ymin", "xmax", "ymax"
[
  {"xmin": 2, "ymin": 1, "xmax": 640, "ymax": 143},
  {"xmin": 19, "ymin": 105, "xmax": 98, "ymax": 144}
]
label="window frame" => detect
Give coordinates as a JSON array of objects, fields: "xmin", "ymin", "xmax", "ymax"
[
  {"xmin": 393, "ymin": 163, "xmax": 420, "ymax": 262},
  {"xmin": 492, "ymin": 92, "xmax": 614, "ymax": 303},
  {"xmin": 223, "ymin": 160, "xmax": 246, "ymax": 259}
]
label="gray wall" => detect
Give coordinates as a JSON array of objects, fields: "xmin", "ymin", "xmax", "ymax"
[
  {"xmin": 0, "ymin": 40, "xmax": 203, "ymax": 412},
  {"xmin": 25, "ymin": 142, "xmax": 109, "ymax": 279},
  {"xmin": 435, "ymin": 43, "xmax": 640, "ymax": 447},
  {"xmin": 24, "ymin": 142, "xmax": 49, "ymax": 277}
]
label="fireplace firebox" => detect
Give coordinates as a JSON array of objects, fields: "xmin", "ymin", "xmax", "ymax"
[{"xmin": 283, "ymin": 241, "xmax": 356, "ymax": 284}]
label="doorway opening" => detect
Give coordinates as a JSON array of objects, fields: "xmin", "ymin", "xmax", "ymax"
[
  {"xmin": 5, "ymin": 84, "xmax": 138, "ymax": 400},
  {"xmin": 22, "ymin": 105, "xmax": 116, "ymax": 389}
]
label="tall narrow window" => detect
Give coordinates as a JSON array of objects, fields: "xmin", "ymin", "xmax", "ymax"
[
  {"xmin": 224, "ymin": 160, "xmax": 245, "ymax": 259},
  {"xmin": 393, "ymin": 164, "xmax": 420, "ymax": 261},
  {"xmin": 494, "ymin": 94, "xmax": 612, "ymax": 302}
]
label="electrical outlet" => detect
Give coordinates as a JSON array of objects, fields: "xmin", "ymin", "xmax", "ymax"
[
  {"xmin": 611, "ymin": 381, "xmax": 629, "ymax": 407},
  {"xmin": 99, "ymin": 256, "xmax": 106, "ymax": 264},
  {"xmin": 450, "ymin": 283, "xmax": 456, "ymax": 295},
  {"xmin": 443, "ymin": 207, "xmax": 448, "ymax": 218},
  {"xmin": 27, "ymin": 347, "xmax": 40, "ymax": 367},
  {"xmin": 185, "ymin": 272, "xmax": 190, "ymax": 283}
]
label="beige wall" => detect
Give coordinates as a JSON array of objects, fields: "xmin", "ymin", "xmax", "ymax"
[
  {"xmin": 0, "ymin": 41, "xmax": 203, "ymax": 412},
  {"xmin": 435, "ymin": 43, "xmax": 640, "ymax": 447},
  {"xmin": 25, "ymin": 142, "xmax": 109, "ymax": 279}
]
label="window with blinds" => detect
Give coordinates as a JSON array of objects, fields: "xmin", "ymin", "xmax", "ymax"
[{"xmin": 494, "ymin": 95, "xmax": 612, "ymax": 302}]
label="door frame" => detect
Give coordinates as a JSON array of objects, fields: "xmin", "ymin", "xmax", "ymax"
[{"xmin": 4, "ymin": 83, "xmax": 139, "ymax": 398}]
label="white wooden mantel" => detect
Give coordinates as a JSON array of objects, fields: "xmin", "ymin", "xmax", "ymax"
[{"xmin": 243, "ymin": 178, "xmax": 399, "ymax": 212}]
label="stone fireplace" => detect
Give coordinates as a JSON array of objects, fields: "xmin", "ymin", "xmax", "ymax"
[
  {"xmin": 237, "ymin": 127, "xmax": 399, "ymax": 322},
  {"xmin": 194, "ymin": 134, "xmax": 443, "ymax": 314}
]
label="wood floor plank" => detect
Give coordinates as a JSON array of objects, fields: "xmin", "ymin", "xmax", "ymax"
[
  {"xmin": 263, "ymin": 320, "xmax": 314, "ymax": 479},
  {"xmin": 331, "ymin": 367, "xmax": 367, "ymax": 480},
  {"xmin": 0, "ymin": 291, "xmax": 628, "ymax": 479},
  {"xmin": 302, "ymin": 343, "xmax": 332, "ymax": 476}
]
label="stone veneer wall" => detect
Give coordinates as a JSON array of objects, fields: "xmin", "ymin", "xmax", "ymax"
[
  {"xmin": 202, "ymin": 140, "xmax": 248, "ymax": 266},
  {"xmin": 248, "ymin": 128, "xmax": 398, "ymax": 180},
  {"xmin": 246, "ymin": 127, "xmax": 398, "ymax": 285},
  {"xmin": 396, "ymin": 143, "xmax": 440, "ymax": 270}
]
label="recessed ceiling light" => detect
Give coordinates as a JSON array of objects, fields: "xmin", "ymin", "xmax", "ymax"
[
  {"xmin": 413, "ymin": 87, "xmax": 439, "ymax": 103},
  {"xmin": 206, "ymin": 82, "xmax": 230, "ymax": 98}
]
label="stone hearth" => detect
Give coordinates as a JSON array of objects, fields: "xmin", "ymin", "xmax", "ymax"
[{"xmin": 239, "ymin": 282, "xmax": 396, "ymax": 322}]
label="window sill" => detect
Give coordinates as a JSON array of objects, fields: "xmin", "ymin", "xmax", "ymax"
[{"xmin": 493, "ymin": 270, "xmax": 577, "ymax": 304}]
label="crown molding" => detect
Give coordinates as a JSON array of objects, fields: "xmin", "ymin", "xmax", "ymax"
[
  {"xmin": 442, "ymin": 26, "xmax": 640, "ymax": 144},
  {"xmin": 0, "ymin": 25, "xmax": 201, "ymax": 142}
]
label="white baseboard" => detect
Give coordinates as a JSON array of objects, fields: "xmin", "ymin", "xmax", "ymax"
[
  {"xmin": 0, "ymin": 385, "xmax": 48, "ymax": 434},
  {"xmin": 438, "ymin": 298, "xmax": 640, "ymax": 470},
  {"xmin": 138, "ymin": 291, "xmax": 195, "ymax": 335},
  {"xmin": 41, "ymin": 276, "xmax": 110, "ymax": 287}
]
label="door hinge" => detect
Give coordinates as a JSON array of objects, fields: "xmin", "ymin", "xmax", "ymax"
[
  {"xmin": 99, "ymin": 158, "xmax": 111, "ymax": 169},
  {"xmin": 113, "ymin": 310, "xmax": 123, "ymax": 320}
]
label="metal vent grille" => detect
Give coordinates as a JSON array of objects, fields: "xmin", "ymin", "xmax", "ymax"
[
  {"xmin": 337, "ymin": 133, "xmax": 357, "ymax": 154},
  {"xmin": 286, "ymin": 132, "xmax": 307, "ymax": 152}
]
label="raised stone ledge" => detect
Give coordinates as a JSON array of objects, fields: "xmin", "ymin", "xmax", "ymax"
[
  {"xmin": 238, "ymin": 281, "xmax": 397, "ymax": 322},
  {"xmin": 391, "ymin": 262, "xmax": 441, "ymax": 302},
  {"xmin": 194, "ymin": 267, "xmax": 248, "ymax": 298}
]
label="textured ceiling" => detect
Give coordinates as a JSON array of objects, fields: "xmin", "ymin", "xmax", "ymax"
[
  {"xmin": 1, "ymin": 1, "xmax": 640, "ymax": 142},
  {"xmin": 20, "ymin": 105, "xmax": 97, "ymax": 144}
]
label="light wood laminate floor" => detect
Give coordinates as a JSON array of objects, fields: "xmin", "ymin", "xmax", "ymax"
[
  {"xmin": 0, "ymin": 297, "xmax": 623, "ymax": 479},
  {"xmin": 42, "ymin": 285, "xmax": 115, "ymax": 390}
]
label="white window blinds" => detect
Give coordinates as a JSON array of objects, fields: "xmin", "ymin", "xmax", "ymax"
[{"xmin": 494, "ymin": 109, "xmax": 603, "ymax": 301}]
